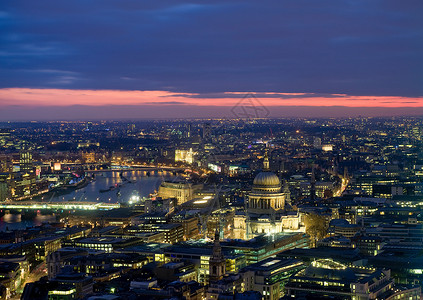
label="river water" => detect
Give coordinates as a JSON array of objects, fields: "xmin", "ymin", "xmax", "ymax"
[
  {"xmin": 47, "ymin": 170, "xmax": 174, "ymax": 203},
  {"xmin": 0, "ymin": 170, "xmax": 174, "ymax": 231},
  {"xmin": 0, "ymin": 213, "xmax": 57, "ymax": 231}
]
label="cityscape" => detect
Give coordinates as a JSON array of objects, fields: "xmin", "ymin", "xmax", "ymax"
[
  {"xmin": 1, "ymin": 117, "xmax": 423, "ymax": 299},
  {"xmin": 1, "ymin": 1, "xmax": 423, "ymax": 299}
]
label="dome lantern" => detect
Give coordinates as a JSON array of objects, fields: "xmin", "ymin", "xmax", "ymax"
[{"xmin": 263, "ymin": 150, "xmax": 270, "ymax": 170}]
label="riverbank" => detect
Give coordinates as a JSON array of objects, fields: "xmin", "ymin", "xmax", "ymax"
[{"xmin": 32, "ymin": 176, "xmax": 94, "ymax": 202}]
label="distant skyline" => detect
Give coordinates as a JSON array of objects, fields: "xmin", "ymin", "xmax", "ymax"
[{"xmin": 1, "ymin": 1, "xmax": 422, "ymax": 120}]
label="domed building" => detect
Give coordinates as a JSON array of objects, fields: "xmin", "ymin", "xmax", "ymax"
[
  {"xmin": 234, "ymin": 151, "xmax": 302, "ymax": 239},
  {"xmin": 248, "ymin": 156, "xmax": 285, "ymax": 214}
]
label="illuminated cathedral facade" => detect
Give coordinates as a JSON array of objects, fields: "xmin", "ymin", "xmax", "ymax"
[{"xmin": 233, "ymin": 152, "xmax": 303, "ymax": 239}]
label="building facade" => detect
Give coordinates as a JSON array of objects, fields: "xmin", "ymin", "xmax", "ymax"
[{"xmin": 237, "ymin": 152, "xmax": 302, "ymax": 239}]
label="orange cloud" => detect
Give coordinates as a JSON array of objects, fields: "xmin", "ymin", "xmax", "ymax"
[{"xmin": 0, "ymin": 88, "xmax": 422, "ymax": 108}]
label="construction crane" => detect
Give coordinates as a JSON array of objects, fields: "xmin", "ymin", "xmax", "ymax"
[
  {"xmin": 47, "ymin": 191, "xmax": 56, "ymax": 203},
  {"xmin": 199, "ymin": 184, "xmax": 223, "ymax": 239},
  {"xmin": 76, "ymin": 191, "xmax": 86, "ymax": 202}
]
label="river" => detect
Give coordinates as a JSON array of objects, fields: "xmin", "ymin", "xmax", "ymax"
[
  {"xmin": 0, "ymin": 170, "xmax": 174, "ymax": 231},
  {"xmin": 46, "ymin": 170, "xmax": 174, "ymax": 203}
]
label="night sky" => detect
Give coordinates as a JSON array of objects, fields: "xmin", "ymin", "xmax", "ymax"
[{"xmin": 1, "ymin": 1, "xmax": 423, "ymax": 120}]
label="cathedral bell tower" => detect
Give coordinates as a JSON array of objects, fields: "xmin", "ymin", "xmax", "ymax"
[
  {"xmin": 263, "ymin": 150, "xmax": 270, "ymax": 170},
  {"xmin": 209, "ymin": 227, "xmax": 225, "ymax": 283}
]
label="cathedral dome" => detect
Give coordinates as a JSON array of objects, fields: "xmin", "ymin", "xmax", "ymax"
[
  {"xmin": 251, "ymin": 150, "xmax": 281, "ymax": 193},
  {"xmin": 253, "ymin": 171, "xmax": 281, "ymax": 188}
]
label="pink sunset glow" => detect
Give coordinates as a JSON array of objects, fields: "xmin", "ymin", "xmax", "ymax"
[{"xmin": 0, "ymin": 88, "xmax": 423, "ymax": 109}]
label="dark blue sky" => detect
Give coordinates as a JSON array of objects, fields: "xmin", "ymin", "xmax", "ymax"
[{"xmin": 0, "ymin": 1, "xmax": 423, "ymax": 119}]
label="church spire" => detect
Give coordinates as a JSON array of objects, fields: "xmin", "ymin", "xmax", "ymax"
[
  {"xmin": 209, "ymin": 225, "xmax": 225, "ymax": 283},
  {"xmin": 212, "ymin": 226, "xmax": 223, "ymax": 260},
  {"xmin": 214, "ymin": 226, "xmax": 220, "ymax": 246},
  {"xmin": 263, "ymin": 150, "xmax": 270, "ymax": 171}
]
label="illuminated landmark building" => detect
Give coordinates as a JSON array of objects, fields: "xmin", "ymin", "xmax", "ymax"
[
  {"xmin": 157, "ymin": 179, "xmax": 203, "ymax": 206},
  {"xmin": 209, "ymin": 229, "xmax": 226, "ymax": 282},
  {"xmin": 207, "ymin": 228, "xmax": 226, "ymax": 299},
  {"xmin": 234, "ymin": 152, "xmax": 302, "ymax": 239},
  {"xmin": 175, "ymin": 148, "xmax": 195, "ymax": 164}
]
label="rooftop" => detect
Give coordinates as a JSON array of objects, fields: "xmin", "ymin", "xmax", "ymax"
[{"xmin": 244, "ymin": 257, "xmax": 303, "ymax": 272}]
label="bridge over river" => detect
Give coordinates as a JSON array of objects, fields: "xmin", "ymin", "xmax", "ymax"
[
  {"xmin": 83, "ymin": 165, "xmax": 185, "ymax": 173},
  {"xmin": 0, "ymin": 201, "xmax": 120, "ymax": 211}
]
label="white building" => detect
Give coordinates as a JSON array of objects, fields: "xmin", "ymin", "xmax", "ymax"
[{"xmin": 233, "ymin": 152, "xmax": 303, "ymax": 239}]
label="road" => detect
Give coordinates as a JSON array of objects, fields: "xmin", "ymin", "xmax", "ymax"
[
  {"xmin": 334, "ymin": 177, "xmax": 349, "ymax": 197},
  {"xmin": 11, "ymin": 262, "xmax": 47, "ymax": 300}
]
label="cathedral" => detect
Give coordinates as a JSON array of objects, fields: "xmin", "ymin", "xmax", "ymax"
[{"xmin": 233, "ymin": 152, "xmax": 303, "ymax": 239}]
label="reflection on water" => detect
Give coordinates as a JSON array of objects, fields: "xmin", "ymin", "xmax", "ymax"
[
  {"xmin": 0, "ymin": 213, "xmax": 56, "ymax": 231},
  {"xmin": 48, "ymin": 170, "xmax": 174, "ymax": 203},
  {"xmin": 3, "ymin": 213, "xmax": 21, "ymax": 223},
  {"xmin": 0, "ymin": 171, "xmax": 175, "ymax": 231}
]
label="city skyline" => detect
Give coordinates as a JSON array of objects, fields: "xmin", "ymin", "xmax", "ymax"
[
  {"xmin": 1, "ymin": 117, "xmax": 423, "ymax": 299},
  {"xmin": 1, "ymin": 1, "xmax": 423, "ymax": 120}
]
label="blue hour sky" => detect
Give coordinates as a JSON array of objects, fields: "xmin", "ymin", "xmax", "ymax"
[{"xmin": 0, "ymin": 0, "xmax": 423, "ymax": 119}]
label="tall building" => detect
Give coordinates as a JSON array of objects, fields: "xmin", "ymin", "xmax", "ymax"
[
  {"xmin": 19, "ymin": 151, "xmax": 33, "ymax": 173},
  {"xmin": 184, "ymin": 123, "xmax": 192, "ymax": 139},
  {"xmin": 0, "ymin": 128, "xmax": 11, "ymax": 148},
  {"xmin": 202, "ymin": 123, "xmax": 212, "ymax": 142}
]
